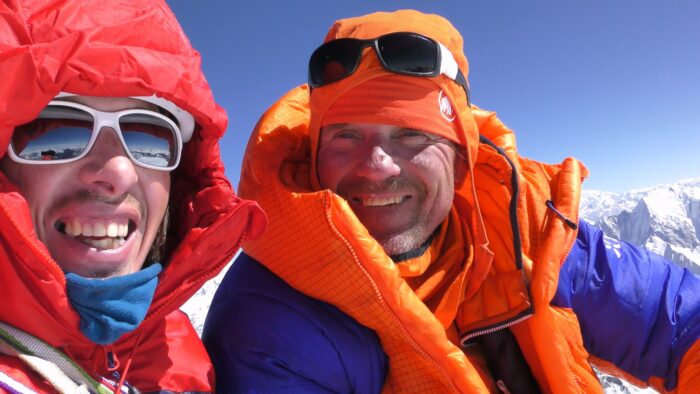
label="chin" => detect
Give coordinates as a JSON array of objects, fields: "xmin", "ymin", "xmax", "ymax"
[{"xmin": 376, "ymin": 231, "xmax": 427, "ymax": 257}]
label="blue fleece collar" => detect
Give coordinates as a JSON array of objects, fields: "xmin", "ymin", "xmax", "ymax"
[{"xmin": 65, "ymin": 263, "xmax": 162, "ymax": 345}]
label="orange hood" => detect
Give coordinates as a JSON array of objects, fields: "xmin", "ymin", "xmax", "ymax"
[{"xmin": 306, "ymin": 9, "xmax": 504, "ymax": 319}]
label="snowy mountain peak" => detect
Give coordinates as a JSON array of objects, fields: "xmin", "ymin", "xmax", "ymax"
[{"xmin": 581, "ymin": 177, "xmax": 700, "ymax": 275}]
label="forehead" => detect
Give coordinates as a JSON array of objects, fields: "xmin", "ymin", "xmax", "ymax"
[
  {"xmin": 320, "ymin": 123, "xmax": 455, "ymax": 146},
  {"xmin": 322, "ymin": 123, "xmax": 437, "ymax": 135},
  {"xmin": 55, "ymin": 96, "xmax": 158, "ymax": 112}
]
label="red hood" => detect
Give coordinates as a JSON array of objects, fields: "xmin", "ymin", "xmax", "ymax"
[{"xmin": 0, "ymin": 0, "xmax": 265, "ymax": 357}]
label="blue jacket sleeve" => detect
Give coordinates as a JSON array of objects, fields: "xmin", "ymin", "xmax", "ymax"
[
  {"xmin": 202, "ymin": 253, "xmax": 388, "ymax": 394},
  {"xmin": 552, "ymin": 220, "xmax": 700, "ymax": 391}
]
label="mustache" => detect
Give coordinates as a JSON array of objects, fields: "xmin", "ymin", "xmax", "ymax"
[
  {"xmin": 336, "ymin": 176, "xmax": 421, "ymax": 196},
  {"xmin": 49, "ymin": 189, "xmax": 144, "ymax": 218}
]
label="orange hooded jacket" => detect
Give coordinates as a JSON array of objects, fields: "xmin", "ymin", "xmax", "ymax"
[
  {"xmin": 0, "ymin": 0, "xmax": 265, "ymax": 391},
  {"xmin": 237, "ymin": 10, "xmax": 700, "ymax": 393}
]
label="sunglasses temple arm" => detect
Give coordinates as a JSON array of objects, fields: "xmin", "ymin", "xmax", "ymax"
[{"xmin": 455, "ymin": 70, "xmax": 471, "ymax": 107}]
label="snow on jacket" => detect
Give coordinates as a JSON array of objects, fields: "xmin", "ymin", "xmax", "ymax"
[
  {"xmin": 0, "ymin": 0, "xmax": 265, "ymax": 392},
  {"xmin": 204, "ymin": 10, "xmax": 700, "ymax": 393}
]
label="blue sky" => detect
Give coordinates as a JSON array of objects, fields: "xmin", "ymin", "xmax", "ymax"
[{"xmin": 167, "ymin": 1, "xmax": 699, "ymax": 193}]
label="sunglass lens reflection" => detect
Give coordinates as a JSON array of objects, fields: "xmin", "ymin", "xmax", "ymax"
[
  {"xmin": 311, "ymin": 39, "xmax": 365, "ymax": 86},
  {"xmin": 378, "ymin": 34, "xmax": 437, "ymax": 74},
  {"xmin": 13, "ymin": 116, "xmax": 93, "ymax": 161},
  {"xmin": 120, "ymin": 115, "xmax": 177, "ymax": 168}
]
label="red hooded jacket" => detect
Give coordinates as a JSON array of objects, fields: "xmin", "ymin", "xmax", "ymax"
[{"xmin": 0, "ymin": 0, "xmax": 265, "ymax": 392}]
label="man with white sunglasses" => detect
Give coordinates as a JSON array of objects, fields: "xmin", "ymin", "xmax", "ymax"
[
  {"xmin": 204, "ymin": 10, "xmax": 700, "ymax": 393},
  {"xmin": 0, "ymin": 0, "xmax": 265, "ymax": 392}
]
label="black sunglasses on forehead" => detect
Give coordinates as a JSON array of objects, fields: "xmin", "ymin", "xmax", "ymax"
[{"xmin": 308, "ymin": 32, "xmax": 470, "ymax": 106}]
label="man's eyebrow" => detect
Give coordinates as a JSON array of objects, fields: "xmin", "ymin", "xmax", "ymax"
[
  {"xmin": 323, "ymin": 123, "xmax": 350, "ymax": 131},
  {"xmin": 397, "ymin": 127, "xmax": 445, "ymax": 139}
]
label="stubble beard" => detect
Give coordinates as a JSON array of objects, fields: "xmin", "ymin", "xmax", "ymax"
[
  {"xmin": 145, "ymin": 204, "xmax": 169, "ymax": 266},
  {"xmin": 375, "ymin": 228, "xmax": 427, "ymax": 256},
  {"xmin": 366, "ymin": 211, "xmax": 427, "ymax": 257}
]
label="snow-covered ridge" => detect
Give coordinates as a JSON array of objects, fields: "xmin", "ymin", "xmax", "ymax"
[{"xmin": 581, "ymin": 177, "xmax": 700, "ymax": 275}]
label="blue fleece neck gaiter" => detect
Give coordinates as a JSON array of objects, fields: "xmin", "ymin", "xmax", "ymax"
[{"xmin": 65, "ymin": 263, "xmax": 162, "ymax": 345}]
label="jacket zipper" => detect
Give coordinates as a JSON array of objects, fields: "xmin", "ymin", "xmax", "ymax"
[
  {"xmin": 458, "ymin": 136, "xmax": 534, "ymax": 345},
  {"xmin": 460, "ymin": 310, "xmax": 533, "ymax": 344},
  {"xmin": 461, "ymin": 143, "xmax": 582, "ymax": 345}
]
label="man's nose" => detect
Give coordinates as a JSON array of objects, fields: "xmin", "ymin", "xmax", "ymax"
[
  {"xmin": 78, "ymin": 128, "xmax": 138, "ymax": 196},
  {"xmin": 355, "ymin": 145, "xmax": 401, "ymax": 181}
]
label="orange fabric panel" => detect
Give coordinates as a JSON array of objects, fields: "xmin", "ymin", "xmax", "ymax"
[
  {"xmin": 512, "ymin": 157, "xmax": 595, "ymax": 394},
  {"xmin": 321, "ymin": 75, "xmax": 460, "ymax": 144}
]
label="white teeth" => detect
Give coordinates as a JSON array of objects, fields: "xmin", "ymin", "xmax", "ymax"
[
  {"xmin": 65, "ymin": 220, "xmax": 82, "ymax": 237},
  {"xmin": 82, "ymin": 237, "xmax": 126, "ymax": 250},
  {"xmin": 361, "ymin": 197, "xmax": 404, "ymax": 207},
  {"xmin": 82, "ymin": 223, "xmax": 93, "ymax": 237},
  {"xmin": 93, "ymin": 222, "xmax": 106, "ymax": 237},
  {"xmin": 84, "ymin": 238, "xmax": 112, "ymax": 249},
  {"xmin": 107, "ymin": 223, "xmax": 118, "ymax": 237},
  {"xmin": 60, "ymin": 219, "xmax": 129, "ymax": 240}
]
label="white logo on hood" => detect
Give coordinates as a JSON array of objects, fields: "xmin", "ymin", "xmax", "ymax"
[{"xmin": 438, "ymin": 90, "xmax": 456, "ymax": 122}]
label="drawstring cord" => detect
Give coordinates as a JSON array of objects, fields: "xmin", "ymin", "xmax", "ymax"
[
  {"xmin": 105, "ymin": 347, "xmax": 120, "ymax": 372},
  {"xmin": 114, "ymin": 332, "xmax": 143, "ymax": 394},
  {"xmin": 545, "ymin": 200, "xmax": 578, "ymax": 229}
]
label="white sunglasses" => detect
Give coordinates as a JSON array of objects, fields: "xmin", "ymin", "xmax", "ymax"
[{"xmin": 8, "ymin": 100, "xmax": 183, "ymax": 171}]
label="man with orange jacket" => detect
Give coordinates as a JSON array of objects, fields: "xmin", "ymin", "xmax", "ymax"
[
  {"xmin": 204, "ymin": 9, "xmax": 700, "ymax": 393},
  {"xmin": 0, "ymin": 0, "xmax": 265, "ymax": 392}
]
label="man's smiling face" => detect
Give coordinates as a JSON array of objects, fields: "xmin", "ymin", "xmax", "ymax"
[
  {"xmin": 317, "ymin": 123, "xmax": 464, "ymax": 256},
  {"xmin": 1, "ymin": 96, "xmax": 170, "ymax": 278}
]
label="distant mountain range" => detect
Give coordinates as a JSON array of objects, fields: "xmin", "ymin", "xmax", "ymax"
[
  {"xmin": 183, "ymin": 177, "xmax": 700, "ymax": 393},
  {"xmin": 581, "ymin": 178, "xmax": 700, "ymax": 275}
]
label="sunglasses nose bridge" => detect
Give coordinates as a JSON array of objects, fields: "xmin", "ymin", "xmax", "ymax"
[
  {"xmin": 354, "ymin": 40, "xmax": 386, "ymax": 74},
  {"xmin": 94, "ymin": 111, "xmax": 122, "ymax": 135},
  {"xmin": 89, "ymin": 122, "xmax": 133, "ymax": 162},
  {"xmin": 92, "ymin": 111, "xmax": 132, "ymax": 153}
]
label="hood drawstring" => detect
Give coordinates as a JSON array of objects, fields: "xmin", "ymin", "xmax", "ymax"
[
  {"xmin": 546, "ymin": 200, "xmax": 578, "ymax": 229},
  {"xmin": 105, "ymin": 347, "xmax": 120, "ymax": 372},
  {"xmin": 105, "ymin": 331, "xmax": 144, "ymax": 394},
  {"xmin": 114, "ymin": 332, "xmax": 143, "ymax": 394}
]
